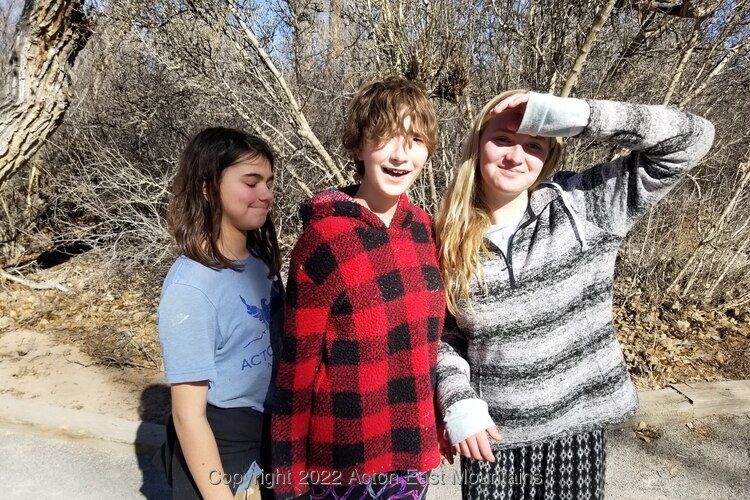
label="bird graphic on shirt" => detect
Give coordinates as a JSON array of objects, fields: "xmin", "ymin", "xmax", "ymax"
[{"xmin": 240, "ymin": 296, "xmax": 270, "ymax": 348}]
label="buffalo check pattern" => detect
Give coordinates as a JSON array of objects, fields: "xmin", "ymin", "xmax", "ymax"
[{"xmin": 271, "ymin": 187, "xmax": 445, "ymax": 499}]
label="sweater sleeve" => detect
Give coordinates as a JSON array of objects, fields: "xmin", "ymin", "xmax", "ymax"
[
  {"xmin": 519, "ymin": 91, "xmax": 590, "ymax": 137},
  {"xmin": 520, "ymin": 92, "xmax": 715, "ymax": 237},
  {"xmin": 436, "ymin": 313, "xmax": 494, "ymax": 443},
  {"xmin": 271, "ymin": 243, "xmax": 329, "ymax": 499}
]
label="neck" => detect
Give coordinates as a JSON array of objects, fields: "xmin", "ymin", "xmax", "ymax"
[
  {"xmin": 486, "ymin": 190, "xmax": 529, "ymax": 226},
  {"xmin": 354, "ymin": 184, "xmax": 399, "ymax": 226},
  {"xmin": 216, "ymin": 223, "xmax": 250, "ymax": 261}
]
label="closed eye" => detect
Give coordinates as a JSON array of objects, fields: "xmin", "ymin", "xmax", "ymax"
[{"xmin": 247, "ymin": 182, "xmax": 274, "ymax": 190}]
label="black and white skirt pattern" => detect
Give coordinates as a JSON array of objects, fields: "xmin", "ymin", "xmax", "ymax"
[{"xmin": 460, "ymin": 428, "xmax": 606, "ymax": 500}]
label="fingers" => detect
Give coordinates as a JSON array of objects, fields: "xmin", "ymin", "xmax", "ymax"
[
  {"xmin": 490, "ymin": 92, "xmax": 530, "ymax": 116},
  {"xmin": 486, "ymin": 426, "xmax": 503, "ymax": 441},
  {"xmin": 458, "ymin": 440, "xmax": 470, "ymax": 458},
  {"xmin": 475, "ymin": 433, "xmax": 496, "ymax": 462},
  {"xmin": 466, "ymin": 435, "xmax": 483, "ymax": 460},
  {"xmin": 454, "ymin": 428, "xmax": 501, "ymax": 462},
  {"xmin": 504, "ymin": 92, "xmax": 529, "ymax": 111},
  {"xmin": 437, "ymin": 425, "xmax": 455, "ymax": 464},
  {"xmin": 455, "ymin": 435, "xmax": 494, "ymax": 462},
  {"xmin": 438, "ymin": 440, "xmax": 454, "ymax": 465}
]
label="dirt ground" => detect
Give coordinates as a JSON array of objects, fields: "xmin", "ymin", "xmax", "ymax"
[
  {"xmin": 0, "ymin": 255, "xmax": 748, "ymax": 424},
  {"xmin": 0, "ymin": 256, "xmax": 170, "ymax": 423},
  {"xmin": 0, "ymin": 326, "xmax": 169, "ymax": 423}
]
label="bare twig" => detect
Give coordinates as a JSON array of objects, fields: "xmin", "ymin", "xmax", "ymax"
[
  {"xmin": 0, "ymin": 269, "xmax": 70, "ymax": 292},
  {"xmin": 668, "ymin": 161, "xmax": 750, "ymax": 295}
]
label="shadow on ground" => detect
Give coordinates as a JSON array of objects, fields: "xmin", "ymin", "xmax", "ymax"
[{"xmin": 137, "ymin": 383, "xmax": 172, "ymax": 499}]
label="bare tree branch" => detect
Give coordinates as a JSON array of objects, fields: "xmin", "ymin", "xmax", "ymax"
[
  {"xmin": 561, "ymin": 0, "xmax": 618, "ymax": 97},
  {"xmin": 0, "ymin": 269, "xmax": 69, "ymax": 291},
  {"xmin": 668, "ymin": 159, "xmax": 750, "ymax": 295},
  {"xmin": 662, "ymin": 18, "xmax": 702, "ymax": 105},
  {"xmin": 226, "ymin": 1, "xmax": 346, "ymax": 185}
]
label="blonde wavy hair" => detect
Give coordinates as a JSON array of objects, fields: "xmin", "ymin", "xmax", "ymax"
[{"xmin": 435, "ymin": 90, "xmax": 563, "ymax": 315}]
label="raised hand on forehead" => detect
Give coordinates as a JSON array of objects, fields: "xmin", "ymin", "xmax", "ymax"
[{"xmin": 489, "ymin": 92, "xmax": 530, "ymax": 133}]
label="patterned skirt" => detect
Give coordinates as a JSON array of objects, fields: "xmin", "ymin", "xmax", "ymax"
[{"xmin": 460, "ymin": 428, "xmax": 607, "ymax": 500}]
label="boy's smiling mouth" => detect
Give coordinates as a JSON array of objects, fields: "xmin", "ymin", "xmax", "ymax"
[{"xmin": 382, "ymin": 167, "xmax": 410, "ymax": 177}]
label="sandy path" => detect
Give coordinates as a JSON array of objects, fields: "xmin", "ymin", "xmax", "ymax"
[{"xmin": 0, "ymin": 328, "xmax": 169, "ymax": 423}]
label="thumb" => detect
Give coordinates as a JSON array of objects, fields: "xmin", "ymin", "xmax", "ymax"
[{"xmin": 486, "ymin": 427, "xmax": 502, "ymax": 441}]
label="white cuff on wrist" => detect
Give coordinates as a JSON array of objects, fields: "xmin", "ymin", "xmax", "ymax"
[
  {"xmin": 519, "ymin": 91, "xmax": 590, "ymax": 138},
  {"xmin": 444, "ymin": 398, "xmax": 496, "ymax": 444}
]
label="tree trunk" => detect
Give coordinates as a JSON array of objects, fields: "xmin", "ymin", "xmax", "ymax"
[
  {"xmin": 560, "ymin": 0, "xmax": 618, "ymax": 98},
  {"xmin": 288, "ymin": 0, "xmax": 316, "ymax": 80},
  {"xmin": 0, "ymin": 0, "xmax": 91, "ymax": 188},
  {"xmin": 328, "ymin": 0, "xmax": 344, "ymax": 65}
]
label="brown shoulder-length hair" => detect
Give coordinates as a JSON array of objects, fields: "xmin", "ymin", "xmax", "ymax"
[
  {"xmin": 342, "ymin": 76, "xmax": 438, "ymax": 177},
  {"xmin": 168, "ymin": 127, "xmax": 281, "ymax": 276}
]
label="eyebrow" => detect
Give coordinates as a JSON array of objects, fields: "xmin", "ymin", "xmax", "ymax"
[{"xmin": 241, "ymin": 173, "xmax": 274, "ymax": 181}]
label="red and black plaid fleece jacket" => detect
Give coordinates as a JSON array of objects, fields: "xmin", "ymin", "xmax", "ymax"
[{"xmin": 271, "ymin": 186, "xmax": 445, "ymax": 499}]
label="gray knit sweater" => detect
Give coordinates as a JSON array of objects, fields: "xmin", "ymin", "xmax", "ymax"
[{"xmin": 436, "ymin": 94, "xmax": 715, "ymax": 449}]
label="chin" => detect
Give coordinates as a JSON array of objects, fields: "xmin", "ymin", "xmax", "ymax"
[
  {"xmin": 380, "ymin": 186, "xmax": 410, "ymax": 198},
  {"xmin": 484, "ymin": 182, "xmax": 525, "ymax": 198},
  {"xmin": 247, "ymin": 219, "xmax": 268, "ymax": 231}
]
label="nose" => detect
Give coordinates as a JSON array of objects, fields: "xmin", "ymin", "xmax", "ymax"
[
  {"xmin": 390, "ymin": 137, "xmax": 409, "ymax": 164},
  {"xmin": 259, "ymin": 183, "xmax": 274, "ymax": 203},
  {"xmin": 506, "ymin": 144, "xmax": 524, "ymax": 164}
]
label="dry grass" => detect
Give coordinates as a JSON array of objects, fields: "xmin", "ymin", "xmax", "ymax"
[{"xmin": 0, "ymin": 254, "xmax": 162, "ymax": 371}]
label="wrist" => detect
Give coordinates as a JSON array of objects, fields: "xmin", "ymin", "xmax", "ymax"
[
  {"xmin": 520, "ymin": 92, "xmax": 590, "ymax": 137},
  {"xmin": 444, "ymin": 398, "xmax": 496, "ymax": 444}
]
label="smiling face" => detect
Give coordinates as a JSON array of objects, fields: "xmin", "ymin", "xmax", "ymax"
[
  {"xmin": 478, "ymin": 110, "xmax": 550, "ymax": 203},
  {"xmin": 218, "ymin": 153, "xmax": 274, "ymax": 236},
  {"xmin": 357, "ymin": 116, "xmax": 429, "ymax": 202}
]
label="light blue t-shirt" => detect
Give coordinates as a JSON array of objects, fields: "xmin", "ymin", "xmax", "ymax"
[{"xmin": 157, "ymin": 254, "xmax": 281, "ymax": 412}]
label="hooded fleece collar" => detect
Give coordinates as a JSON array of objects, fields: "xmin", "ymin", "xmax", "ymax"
[{"xmin": 299, "ymin": 185, "xmax": 412, "ymax": 230}]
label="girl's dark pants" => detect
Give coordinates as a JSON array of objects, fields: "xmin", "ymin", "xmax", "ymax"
[{"xmin": 158, "ymin": 404, "xmax": 272, "ymax": 499}]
